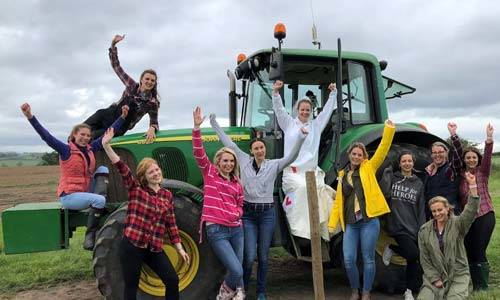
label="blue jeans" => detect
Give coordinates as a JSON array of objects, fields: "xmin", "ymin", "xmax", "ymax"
[
  {"xmin": 343, "ymin": 218, "xmax": 380, "ymax": 292},
  {"xmin": 59, "ymin": 166, "xmax": 108, "ymax": 210},
  {"xmin": 242, "ymin": 204, "xmax": 276, "ymax": 294},
  {"xmin": 206, "ymin": 223, "xmax": 244, "ymax": 290}
]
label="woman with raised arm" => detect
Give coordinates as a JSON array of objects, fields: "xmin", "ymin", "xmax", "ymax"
[
  {"xmin": 417, "ymin": 172, "xmax": 480, "ymax": 300},
  {"xmin": 101, "ymin": 128, "xmax": 189, "ymax": 300},
  {"xmin": 210, "ymin": 114, "xmax": 307, "ymax": 300},
  {"xmin": 458, "ymin": 124, "xmax": 495, "ymax": 291},
  {"xmin": 271, "ymin": 80, "xmax": 337, "ymax": 241},
  {"xmin": 20, "ymin": 102, "xmax": 128, "ymax": 250},
  {"xmin": 84, "ymin": 34, "xmax": 160, "ymax": 143},
  {"xmin": 424, "ymin": 122, "xmax": 463, "ymax": 218},
  {"xmin": 192, "ymin": 107, "xmax": 245, "ymax": 300},
  {"xmin": 328, "ymin": 119, "xmax": 396, "ymax": 300}
]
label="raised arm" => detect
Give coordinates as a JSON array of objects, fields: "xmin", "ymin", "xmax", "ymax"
[
  {"xmin": 370, "ymin": 120, "xmax": 396, "ymax": 171},
  {"xmin": 275, "ymin": 127, "xmax": 308, "ymax": 171},
  {"xmin": 448, "ymin": 122, "xmax": 464, "ymax": 175},
  {"xmin": 109, "ymin": 34, "xmax": 136, "ymax": 89},
  {"xmin": 102, "ymin": 127, "xmax": 138, "ymax": 190},
  {"xmin": 457, "ymin": 172, "xmax": 480, "ymax": 235},
  {"xmin": 210, "ymin": 114, "xmax": 247, "ymax": 160},
  {"xmin": 91, "ymin": 105, "xmax": 129, "ymax": 151},
  {"xmin": 481, "ymin": 123, "xmax": 494, "ymax": 177},
  {"xmin": 315, "ymin": 83, "xmax": 337, "ymax": 130},
  {"xmin": 192, "ymin": 107, "xmax": 211, "ymax": 174},
  {"xmin": 272, "ymin": 80, "xmax": 294, "ymax": 131},
  {"xmin": 21, "ymin": 102, "xmax": 70, "ymax": 159}
]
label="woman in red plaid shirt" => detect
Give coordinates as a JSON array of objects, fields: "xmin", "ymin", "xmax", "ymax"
[
  {"xmin": 456, "ymin": 123, "xmax": 495, "ymax": 291},
  {"xmin": 102, "ymin": 128, "xmax": 189, "ymax": 300},
  {"xmin": 192, "ymin": 106, "xmax": 245, "ymax": 300},
  {"xmin": 84, "ymin": 34, "xmax": 160, "ymax": 144}
]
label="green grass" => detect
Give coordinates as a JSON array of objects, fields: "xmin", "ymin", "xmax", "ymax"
[
  {"xmin": 0, "ymin": 159, "xmax": 42, "ymax": 167},
  {"xmin": 0, "ymin": 226, "xmax": 92, "ymax": 295}
]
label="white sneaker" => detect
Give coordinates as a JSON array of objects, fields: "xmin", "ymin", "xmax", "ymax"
[
  {"xmin": 233, "ymin": 287, "xmax": 246, "ymax": 300},
  {"xmin": 215, "ymin": 282, "xmax": 236, "ymax": 300},
  {"xmin": 382, "ymin": 245, "xmax": 393, "ymax": 266},
  {"xmin": 404, "ymin": 289, "xmax": 414, "ymax": 300}
]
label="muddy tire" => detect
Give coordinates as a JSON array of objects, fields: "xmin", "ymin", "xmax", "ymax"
[{"xmin": 93, "ymin": 196, "xmax": 224, "ymax": 300}]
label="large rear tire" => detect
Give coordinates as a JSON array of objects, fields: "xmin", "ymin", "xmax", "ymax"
[{"xmin": 93, "ymin": 196, "xmax": 224, "ymax": 299}]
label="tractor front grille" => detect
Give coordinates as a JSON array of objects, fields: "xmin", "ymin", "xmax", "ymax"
[{"xmin": 152, "ymin": 147, "xmax": 188, "ymax": 182}]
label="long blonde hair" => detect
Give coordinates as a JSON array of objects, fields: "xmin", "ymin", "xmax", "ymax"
[{"xmin": 213, "ymin": 147, "xmax": 240, "ymax": 179}]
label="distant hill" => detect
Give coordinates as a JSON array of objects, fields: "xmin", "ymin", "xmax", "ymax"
[{"xmin": 0, "ymin": 152, "xmax": 44, "ymax": 167}]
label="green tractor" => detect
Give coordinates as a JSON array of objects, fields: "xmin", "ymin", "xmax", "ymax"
[{"xmin": 2, "ymin": 24, "xmax": 445, "ymax": 299}]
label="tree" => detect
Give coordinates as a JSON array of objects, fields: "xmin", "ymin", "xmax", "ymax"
[
  {"xmin": 40, "ymin": 151, "xmax": 59, "ymax": 166},
  {"xmin": 446, "ymin": 136, "xmax": 479, "ymax": 149}
]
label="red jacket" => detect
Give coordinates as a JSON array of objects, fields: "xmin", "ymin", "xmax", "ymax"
[{"xmin": 57, "ymin": 142, "xmax": 96, "ymax": 196}]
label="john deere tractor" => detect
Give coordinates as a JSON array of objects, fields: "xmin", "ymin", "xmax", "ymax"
[{"xmin": 2, "ymin": 24, "xmax": 445, "ymax": 299}]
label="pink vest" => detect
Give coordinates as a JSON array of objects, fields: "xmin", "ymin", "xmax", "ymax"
[{"xmin": 57, "ymin": 142, "xmax": 96, "ymax": 196}]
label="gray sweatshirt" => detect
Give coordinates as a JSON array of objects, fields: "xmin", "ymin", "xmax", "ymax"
[{"xmin": 210, "ymin": 115, "xmax": 306, "ymax": 204}]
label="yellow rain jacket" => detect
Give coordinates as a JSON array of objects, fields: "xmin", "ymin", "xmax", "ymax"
[{"xmin": 328, "ymin": 123, "xmax": 395, "ymax": 232}]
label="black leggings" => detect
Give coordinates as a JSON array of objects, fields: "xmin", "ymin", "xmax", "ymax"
[
  {"xmin": 389, "ymin": 235, "xmax": 423, "ymax": 293},
  {"xmin": 464, "ymin": 211, "xmax": 496, "ymax": 264},
  {"xmin": 84, "ymin": 107, "xmax": 129, "ymax": 139},
  {"xmin": 119, "ymin": 238, "xmax": 179, "ymax": 300}
]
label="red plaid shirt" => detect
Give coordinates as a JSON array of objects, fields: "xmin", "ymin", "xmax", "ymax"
[
  {"xmin": 459, "ymin": 140, "xmax": 495, "ymax": 217},
  {"xmin": 115, "ymin": 160, "xmax": 180, "ymax": 252},
  {"xmin": 109, "ymin": 47, "xmax": 160, "ymax": 131}
]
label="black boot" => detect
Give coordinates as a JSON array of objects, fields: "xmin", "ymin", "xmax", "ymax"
[
  {"xmin": 469, "ymin": 263, "xmax": 482, "ymax": 291},
  {"xmin": 478, "ymin": 262, "xmax": 490, "ymax": 290},
  {"xmin": 83, "ymin": 207, "xmax": 103, "ymax": 250}
]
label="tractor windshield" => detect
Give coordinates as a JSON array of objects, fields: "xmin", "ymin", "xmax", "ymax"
[{"xmin": 243, "ymin": 58, "xmax": 375, "ymax": 128}]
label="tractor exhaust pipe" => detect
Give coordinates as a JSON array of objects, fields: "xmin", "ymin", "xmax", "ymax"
[{"xmin": 227, "ymin": 70, "xmax": 237, "ymax": 126}]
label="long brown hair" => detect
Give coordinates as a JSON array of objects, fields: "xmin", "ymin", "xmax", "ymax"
[
  {"xmin": 68, "ymin": 123, "xmax": 91, "ymax": 143},
  {"xmin": 140, "ymin": 69, "xmax": 160, "ymax": 102}
]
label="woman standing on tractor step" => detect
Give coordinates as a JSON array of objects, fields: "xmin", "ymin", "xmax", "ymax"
[
  {"xmin": 84, "ymin": 34, "xmax": 160, "ymax": 143},
  {"xmin": 20, "ymin": 102, "xmax": 128, "ymax": 250},
  {"xmin": 101, "ymin": 128, "xmax": 189, "ymax": 300},
  {"xmin": 328, "ymin": 119, "xmax": 396, "ymax": 300},
  {"xmin": 272, "ymin": 79, "xmax": 337, "ymax": 242},
  {"xmin": 417, "ymin": 172, "xmax": 480, "ymax": 300},
  {"xmin": 379, "ymin": 151, "xmax": 426, "ymax": 300},
  {"xmin": 424, "ymin": 122, "xmax": 463, "ymax": 218},
  {"xmin": 210, "ymin": 113, "xmax": 308, "ymax": 300},
  {"xmin": 192, "ymin": 107, "xmax": 245, "ymax": 300},
  {"xmin": 457, "ymin": 123, "xmax": 495, "ymax": 291}
]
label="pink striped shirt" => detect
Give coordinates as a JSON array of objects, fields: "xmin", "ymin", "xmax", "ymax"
[{"xmin": 192, "ymin": 129, "xmax": 244, "ymax": 229}]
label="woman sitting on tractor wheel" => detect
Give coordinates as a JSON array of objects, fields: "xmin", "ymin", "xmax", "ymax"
[
  {"xmin": 102, "ymin": 128, "xmax": 189, "ymax": 300},
  {"xmin": 20, "ymin": 102, "xmax": 128, "ymax": 250}
]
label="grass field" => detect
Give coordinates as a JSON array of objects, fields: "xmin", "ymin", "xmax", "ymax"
[{"xmin": 0, "ymin": 160, "xmax": 499, "ymax": 297}]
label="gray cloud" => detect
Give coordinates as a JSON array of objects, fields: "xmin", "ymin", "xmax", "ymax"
[{"xmin": 2, "ymin": 0, "xmax": 499, "ymax": 152}]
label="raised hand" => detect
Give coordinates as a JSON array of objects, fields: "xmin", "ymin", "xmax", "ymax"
[
  {"xmin": 464, "ymin": 171, "xmax": 476, "ymax": 186},
  {"xmin": 486, "ymin": 123, "xmax": 494, "ymax": 141},
  {"xmin": 111, "ymin": 34, "xmax": 125, "ymax": 47},
  {"xmin": 102, "ymin": 128, "xmax": 115, "ymax": 146},
  {"xmin": 121, "ymin": 105, "xmax": 129, "ymax": 119},
  {"xmin": 193, "ymin": 106, "xmax": 205, "ymax": 129},
  {"xmin": 385, "ymin": 119, "xmax": 395, "ymax": 127},
  {"xmin": 447, "ymin": 122, "xmax": 457, "ymax": 136},
  {"xmin": 328, "ymin": 83, "xmax": 336, "ymax": 92},
  {"xmin": 20, "ymin": 102, "xmax": 33, "ymax": 119},
  {"xmin": 273, "ymin": 80, "xmax": 284, "ymax": 94}
]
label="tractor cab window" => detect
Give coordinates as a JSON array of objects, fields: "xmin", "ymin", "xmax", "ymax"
[{"xmin": 345, "ymin": 62, "xmax": 374, "ymax": 124}]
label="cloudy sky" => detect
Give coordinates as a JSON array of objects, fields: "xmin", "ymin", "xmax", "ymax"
[{"xmin": 1, "ymin": 0, "xmax": 499, "ymax": 153}]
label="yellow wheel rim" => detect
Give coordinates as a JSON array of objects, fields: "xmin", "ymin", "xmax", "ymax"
[
  {"xmin": 138, "ymin": 230, "xmax": 199, "ymax": 296},
  {"xmin": 376, "ymin": 229, "xmax": 406, "ymax": 266}
]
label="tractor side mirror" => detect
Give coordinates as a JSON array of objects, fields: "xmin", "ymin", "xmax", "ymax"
[{"xmin": 268, "ymin": 48, "xmax": 283, "ymax": 81}]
